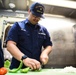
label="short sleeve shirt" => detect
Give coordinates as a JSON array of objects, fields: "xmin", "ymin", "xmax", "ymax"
[{"xmin": 6, "ymin": 19, "xmax": 52, "ymax": 68}]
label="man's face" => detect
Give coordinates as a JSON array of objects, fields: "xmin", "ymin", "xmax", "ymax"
[{"xmin": 28, "ymin": 12, "xmax": 41, "ymax": 25}]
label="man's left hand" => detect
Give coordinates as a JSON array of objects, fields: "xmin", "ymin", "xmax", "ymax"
[{"xmin": 40, "ymin": 53, "xmax": 49, "ymax": 65}]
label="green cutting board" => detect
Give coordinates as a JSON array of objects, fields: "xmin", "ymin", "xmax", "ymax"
[{"xmin": 6, "ymin": 69, "xmax": 76, "ymax": 75}]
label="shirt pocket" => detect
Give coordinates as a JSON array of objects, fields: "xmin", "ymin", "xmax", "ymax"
[{"xmin": 38, "ymin": 33, "xmax": 46, "ymax": 45}]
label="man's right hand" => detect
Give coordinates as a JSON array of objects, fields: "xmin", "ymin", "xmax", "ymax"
[{"xmin": 22, "ymin": 58, "xmax": 41, "ymax": 70}]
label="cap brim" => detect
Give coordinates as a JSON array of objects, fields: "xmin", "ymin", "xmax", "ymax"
[{"xmin": 31, "ymin": 11, "xmax": 45, "ymax": 19}]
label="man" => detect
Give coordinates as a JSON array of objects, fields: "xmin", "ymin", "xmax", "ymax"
[
  {"xmin": 6, "ymin": 2, "xmax": 53, "ymax": 70},
  {"xmin": 0, "ymin": 39, "xmax": 4, "ymax": 68}
]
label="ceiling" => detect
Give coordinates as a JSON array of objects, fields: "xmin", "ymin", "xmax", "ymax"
[{"xmin": 0, "ymin": 0, "xmax": 76, "ymax": 19}]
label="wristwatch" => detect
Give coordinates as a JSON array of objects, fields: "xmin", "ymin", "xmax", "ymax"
[{"xmin": 21, "ymin": 55, "xmax": 27, "ymax": 61}]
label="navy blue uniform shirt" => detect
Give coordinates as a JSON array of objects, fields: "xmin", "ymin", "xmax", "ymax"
[{"xmin": 6, "ymin": 19, "xmax": 52, "ymax": 69}]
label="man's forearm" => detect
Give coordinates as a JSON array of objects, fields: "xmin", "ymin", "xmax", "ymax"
[
  {"xmin": 7, "ymin": 41, "xmax": 24, "ymax": 61},
  {"xmin": 40, "ymin": 46, "xmax": 52, "ymax": 65},
  {"xmin": 42, "ymin": 46, "xmax": 52, "ymax": 55}
]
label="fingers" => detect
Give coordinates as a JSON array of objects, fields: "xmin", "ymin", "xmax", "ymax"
[
  {"xmin": 30, "ymin": 60, "xmax": 41, "ymax": 70},
  {"xmin": 41, "ymin": 58, "xmax": 48, "ymax": 65},
  {"xmin": 41, "ymin": 58, "xmax": 46, "ymax": 64},
  {"xmin": 23, "ymin": 58, "xmax": 41, "ymax": 70},
  {"xmin": 40, "ymin": 55, "xmax": 49, "ymax": 65},
  {"xmin": 36, "ymin": 62, "xmax": 41, "ymax": 70},
  {"xmin": 30, "ymin": 62, "xmax": 37, "ymax": 70}
]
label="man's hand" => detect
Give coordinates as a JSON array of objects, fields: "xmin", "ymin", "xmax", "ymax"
[
  {"xmin": 40, "ymin": 46, "xmax": 52, "ymax": 65},
  {"xmin": 40, "ymin": 53, "xmax": 49, "ymax": 65},
  {"xmin": 23, "ymin": 58, "xmax": 41, "ymax": 70}
]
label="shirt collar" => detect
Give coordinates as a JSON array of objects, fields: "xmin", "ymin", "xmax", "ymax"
[{"xmin": 24, "ymin": 18, "xmax": 40, "ymax": 29}]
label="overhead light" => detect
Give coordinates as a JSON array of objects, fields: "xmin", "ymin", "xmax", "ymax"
[{"xmin": 9, "ymin": 3, "xmax": 15, "ymax": 9}]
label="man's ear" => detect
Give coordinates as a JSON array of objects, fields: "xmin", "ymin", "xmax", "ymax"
[{"xmin": 28, "ymin": 9, "xmax": 31, "ymax": 14}]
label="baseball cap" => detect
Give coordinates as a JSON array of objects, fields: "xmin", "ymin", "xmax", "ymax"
[{"xmin": 30, "ymin": 2, "xmax": 45, "ymax": 18}]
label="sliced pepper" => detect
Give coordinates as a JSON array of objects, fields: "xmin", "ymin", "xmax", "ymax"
[
  {"xmin": 9, "ymin": 60, "xmax": 23, "ymax": 73},
  {"xmin": 32, "ymin": 67, "xmax": 42, "ymax": 72},
  {"xmin": 4, "ymin": 60, "xmax": 10, "ymax": 68},
  {"xmin": 20, "ymin": 67, "xmax": 42, "ymax": 73},
  {"xmin": 20, "ymin": 67, "xmax": 30, "ymax": 73}
]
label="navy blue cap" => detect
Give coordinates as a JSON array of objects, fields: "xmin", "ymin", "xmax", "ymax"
[{"xmin": 30, "ymin": 2, "xmax": 45, "ymax": 18}]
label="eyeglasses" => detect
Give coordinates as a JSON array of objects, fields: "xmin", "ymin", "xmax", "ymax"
[{"xmin": 32, "ymin": 14, "xmax": 41, "ymax": 20}]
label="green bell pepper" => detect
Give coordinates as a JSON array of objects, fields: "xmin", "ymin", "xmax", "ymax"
[
  {"xmin": 9, "ymin": 60, "xmax": 23, "ymax": 73},
  {"xmin": 20, "ymin": 67, "xmax": 42, "ymax": 73},
  {"xmin": 20, "ymin": 67, "xmax": 30, "ymax": 73},
  {"xmin": 4, "ymin": 60, "xmax": 11, "ymax": 68}
]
